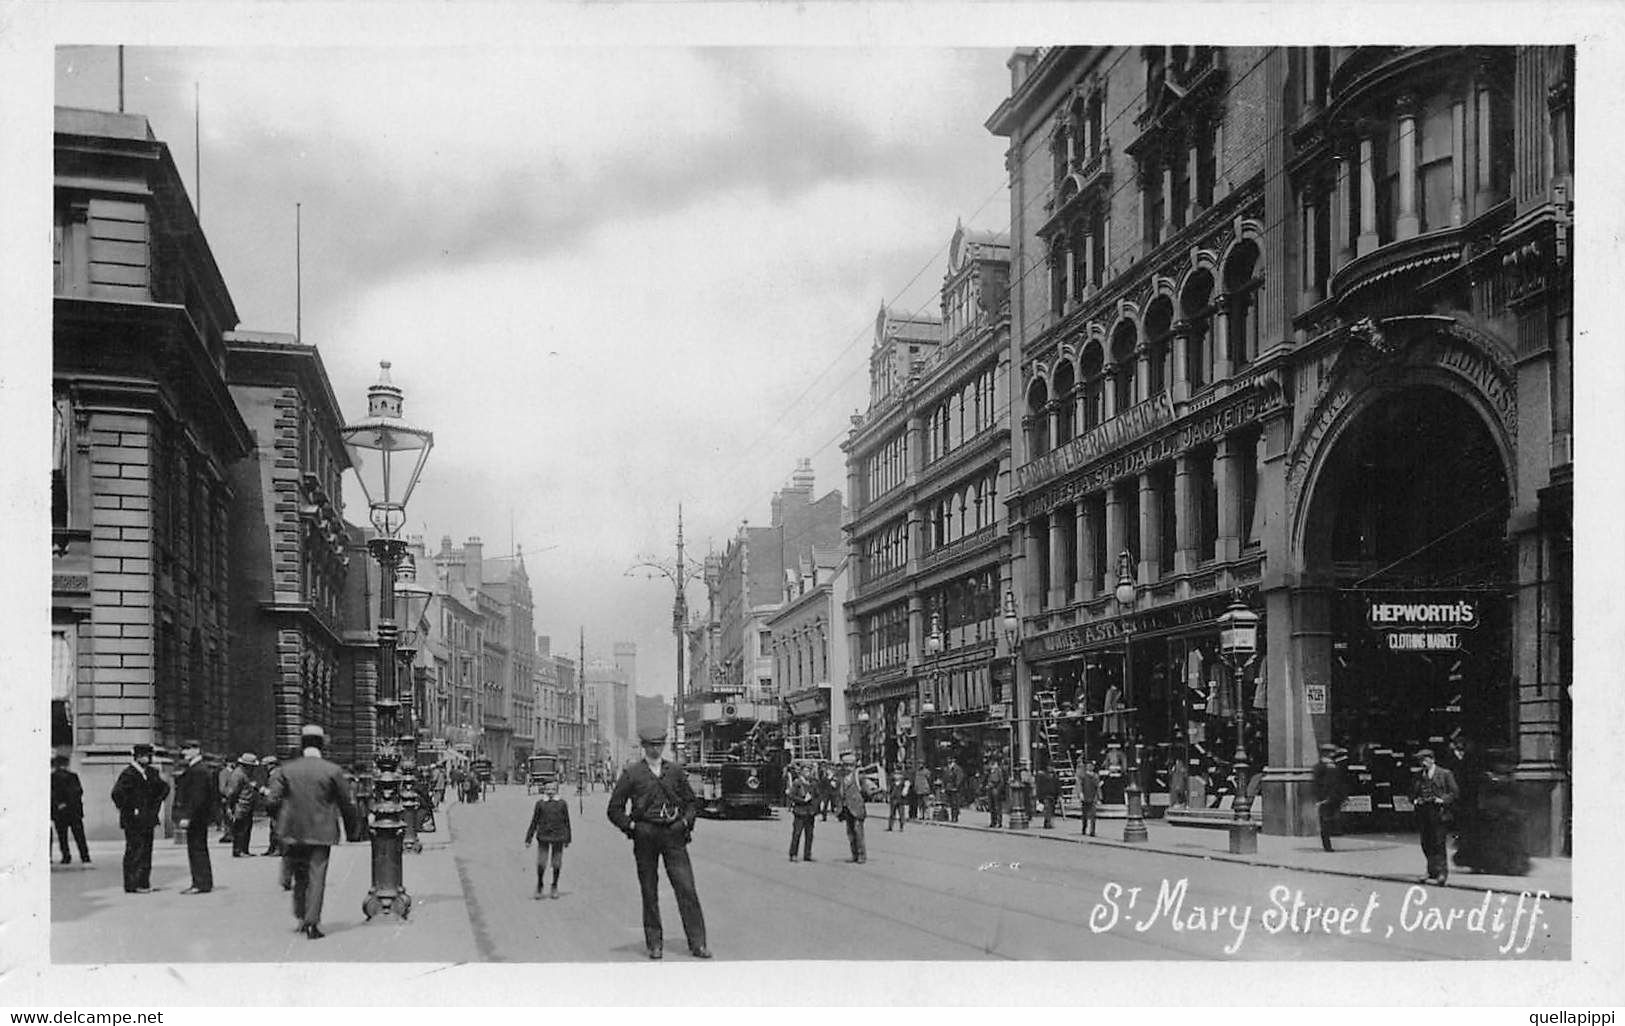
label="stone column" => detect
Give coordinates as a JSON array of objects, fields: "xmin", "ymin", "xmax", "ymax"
[
  {"xmin": 1450, "ymin": 99, "xmax": 1467, "ymax": 226},
  {"xmin": 1065, "ymin": 246, "xmax": 1077, "ymax": 314},
  {"xmin": 1136, "ymin": 344, "xmax": 1152, "ymax": 406},
  {"xmin": 1102, "ymin": 369, "xmax": 1118, "ymax": 421},
  {"xmin": 1186, "ymin": 141, "xmax": 1201, "ymax": 223},
  {"xmin": 1048, "ymin": 507, "xmax": 1070, "ymax": 608},
  {"xmin": 1160, "ymin": 161, "xmax": 1175, "ymax": 243},
  {"xmin": 1333, "ymin": 154, "xmax": 1352, "ymax": 268},
  {"xmin": 1211, "ymin": 299, "xmax": 1233, "ymax": 381},
  {"xmin": 1396, "ymin": 97, "xmax": 1420, "ymax": 239},
  {"xmin": 1215, "ymin": 435, "xmax": 1241, "ymax": 562},
  {"xmin": 1173, "ymin": 454, "xmax": 1197, "ymax": 574},
  {"xmin": 1076, "ymin": 499, "xmax": 1098, "ymax": 601},
  {"xmin": 1357, "ymin": 134, "xmax": 1379, "ymax": 255},
  {"xmin": 1475, "ymin": 82, "xmax": 1495, "ymax": 210},
  {"xmin": 1082, "ymin": 230, "xmax": 1096, "ymax": 293},
  {"xmin": 1299, "ymin": 198, "xmax": 1320, "ymax": 310},
  {"xmin": 1170, "ymin": 324, "xmax": 1191, "ymax": 403},
  {"xmin": 1103, "ymin": 486, "xmax": 1125, "ymax": 595},
  {"xmin": 1138, "ymin": 473, "xmax": 1161, "ymax": 583},
  {"xmin": 1021, "ymin": 519, "xmax": 1044, "ymax": 612}
]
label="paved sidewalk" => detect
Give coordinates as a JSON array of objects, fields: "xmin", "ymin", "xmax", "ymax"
[
  {"xmin": 909, "ymin": 806, "xmax": 1572, "ymax": 900},
  {"xmin": 50, "ymin": 817, "xmax": 481, "ymax": 963}
]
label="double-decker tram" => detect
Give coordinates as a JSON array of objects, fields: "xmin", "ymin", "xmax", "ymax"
[{"xmin": 682, "ymin": 698, "xmax": 784, "ymax": 819}]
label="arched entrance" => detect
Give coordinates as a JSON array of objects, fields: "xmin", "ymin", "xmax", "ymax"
[{"xmin": 1297, "ymin": 382, "xmax": 1515, "ymax": 823}]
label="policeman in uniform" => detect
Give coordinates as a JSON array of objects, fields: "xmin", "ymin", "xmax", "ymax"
[{"xmin": 607, "ymin": 725, "xmax": 711, "ymax": 960}]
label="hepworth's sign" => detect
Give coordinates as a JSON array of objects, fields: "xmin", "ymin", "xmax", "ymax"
[{"xmin": 1017, "ymin": 393, "xmax": 1175, "ymax": 492}]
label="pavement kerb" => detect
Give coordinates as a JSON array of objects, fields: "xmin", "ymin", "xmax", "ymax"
[{"xmin": 904, "ymin": 808, "xmax": 1573, "ymax": 902}]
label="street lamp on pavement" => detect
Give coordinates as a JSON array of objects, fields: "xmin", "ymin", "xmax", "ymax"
[
  {"xmin": 1217, "ymin": 592, "xmax": 1260, "ymax": 854},
  {"xmin": 1115, "ymin": 551, "xmax": 1148, "ymax": 843},
  {"xmin": 393, "ymin": 552, "xmax": 434, "ymax": 852},
  {"xmin": 921, "ymin": 613, "xmax": 942, "ymax": 770},
  {"xmin": 341, "ymin": 360, "xmax": 433, "ymax": 922},
  {"xmin": 1000, "ymin": 590, "xmax": 1031, "ymax": 829}
]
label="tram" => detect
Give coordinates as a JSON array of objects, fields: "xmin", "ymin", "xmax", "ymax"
[{"xmin": 682, "ymin": 698, "xmax": 784, "ymax": 819}]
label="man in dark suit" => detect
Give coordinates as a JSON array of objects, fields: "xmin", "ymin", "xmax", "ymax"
[
  {"xmin": 50, "ymin": 755, "xmax": 91, "ymax": 865},
  {"xmin": 110, "ymin": 743, "xmax": 168, "ymax": 893},
  {"xmin": 1311, "ymin": 743, "xmax": 1347, "ymax": 853},
  {"xmin": 607, "ymin": 726, "xmax": 709, "ymax": 960},
  {"xmin": 264, "ymin": 725, "xmax": 358, "ymax": 940},
  {"xmin": 1412, "ymin": 747, "xmax": 1460, "ymax": 885},
  {"xmin": 943, "ymin": 757, "xmax": 966, "ymax": 822},
  {"xmin": 1034, "ymin": 763, "xmax": 1060, "ymax": 829},
  {"xmin": 172, "ymin": 739, "xmax": 215, "ymax": 893},
  {"xmin": 834, "ymin": 751, "xmax": 868, "ymax": 864}
]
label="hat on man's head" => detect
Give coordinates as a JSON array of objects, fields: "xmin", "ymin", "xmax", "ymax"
[
  {"xmin": 262, "ymin": 755, "xmax": 279, "ymax": 765},
  {"xmin": 1319, "ymin": 743, "xmax": 1338, "ymax": 755},
  {"xmin": 181, "ymin": 738, "xmax": 202, "ymax": 751},
  {"xmin": 132, "ymin": 743, "xmax": 154, "ymax": 758},
  {"xmin": 839, "ymin": 750, "xmax": 855, "ymax": 763},
  {"xmin": 1415, "ymin": 747, "xmax": 1435, "ymax": 759},
  {"xmin": 239, "ymin": 752, "xmax": 259, "ymax": 766},
  {"xmin": 638, "ymin": 725, "xmax": 668, "ymax": 745},
  {"xmin": 51, "ymin": 754, "xmax": 69, "ymax": 767},
  {"xmin": 300, "ymin": 725, "xmax": 327, "ymax": 749}
]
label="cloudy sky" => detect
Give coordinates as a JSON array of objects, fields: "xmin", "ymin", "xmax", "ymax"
[{"xmin": 54, "ymin": 43, "xmax": 1012, "ymax": 697}]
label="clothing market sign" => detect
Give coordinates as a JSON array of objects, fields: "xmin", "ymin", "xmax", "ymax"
[
  {"xmin": 1017, "ymin": 393, "xmax": 1175, "ymax": 493},
  {"xmin": 1366, "ymin": 596, "xmax": 1480, "ymax": 653},
  {"xmin": 1023, "ymin": 588, "xmax": 1258, "ymax": 661},
  {"xmin": 1023, "ymin": 389, "xmax": 1281, "ymax": 517}
]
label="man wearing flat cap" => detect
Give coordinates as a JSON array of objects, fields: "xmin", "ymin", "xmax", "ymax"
[
  {"xmin": 265, "ymin": 725, "xmax": 357, "ymax": 939},
  {"xmin": 1310, "ymin": 743, "xmax": 1347, "ymax": 853},
  {"xmin": 172, "ymin": 739, "xmax": 215, "ymax": 893},
  {"xmin": 1411, "ymin": 747, "xmax": 1459, "ymax": 885},
  {"xmin": 607, "ymin": 725, "xmax": 710, "ymax": 960},
  {"xmin": 110, "ymin": 743, "xmax": 168, "ymax": 893}
]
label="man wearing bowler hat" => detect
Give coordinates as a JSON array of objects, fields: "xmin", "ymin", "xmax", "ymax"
[
  {"xmin": 172, "ymin": 739, "xmax": 215, "ymax": 893},
  {"xmin": 607, "ymin": 725, "xmax": 710, "ymax": 960},
  {"xmin": 110, "ymin": 742, "xmax": 169, "ymax": 893},
  {"xmin": 265, "ymin": 725, "xmax": 357, "ymax": 939}
]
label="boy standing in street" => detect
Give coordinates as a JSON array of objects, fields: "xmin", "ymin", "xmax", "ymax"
[{"xmin": 524, "ymin": 780, "xmax": 572, "ymax": 899}]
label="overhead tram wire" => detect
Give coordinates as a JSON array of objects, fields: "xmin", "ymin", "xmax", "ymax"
[{"xmin": 706, "ymin": 48, "xmax": 1282, "ymax": 535}]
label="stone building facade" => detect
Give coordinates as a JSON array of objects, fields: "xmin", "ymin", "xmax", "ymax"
[{"xmin": 988, "ymin": 46, "xmax": 1572, "ymax": 851}]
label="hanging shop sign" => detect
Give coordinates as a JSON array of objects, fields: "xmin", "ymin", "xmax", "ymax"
[{"xmin": 1366, "ymin": 596, "xmax": 1479, "ymax": 653}]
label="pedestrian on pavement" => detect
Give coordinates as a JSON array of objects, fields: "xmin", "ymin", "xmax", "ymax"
[
  {"xmin": 817, "ymin": 764, "xmax": 837, "ymax": 822},
  {"xmin": 1311, "ymin": 743, "xmax": 1347, "ymax": 852},
  {"xmin": 1075, "ymin": 759, "xmax": 1100, "ymax": 837},
  {"xmin": 943, "ymin": 757, "xmax": 965, "ymax": 823},
  {"xmin": 265, "ymin": 725, "xmax": 358, "ymax": 940},
  {"xmin": 786, "ymin": 763, "xmax": 817, "ymax": 861},
  {"xmin": 607, "ymin": 725, "xmax": 710, "ymax": 960},
  {"xmin": 171, "ymin": 739, "xmax": 215, "ymax": 894},
  {"xmin": 886, "ymin": 764, "xmax": 909, "ymax": 832},
  {"xmin": 524, "ymin": 779, "xmax": 572, "ymax": 899},
  {"xmin": 216, "ymin": 761, "xmax": 234, "ymax": 844},
  {"xmin": 1034, "ymin": 762, "xmax": 1060, "ymax": 829},
  {"xmin": 226, "ymin": 753, "xmax": 261, "ymax": 857},
  {"xmin": 259, "ymin": 755, "xmax": 284, "ymax": 857},
  {"xmin": 910, "ymin": 763, "xmax": 932, "ymax": 820},
  {"xmin": 110, "ymin": 742, "xmax": 168, "ymax": 893},
  {"xmin": 50, "ymin": 755, "xmax": 91, "ymax": 865},
  {"xmin": 834, "ymin": 751, "xmax": 868, "ymax": 863},
  {"xmin": 1411, "ymin": 747, "xmax": 1459, "ymax": 886},
  {"xmin": 985, "ymin": 756, "xmax": 1008, "ymax": 828}
]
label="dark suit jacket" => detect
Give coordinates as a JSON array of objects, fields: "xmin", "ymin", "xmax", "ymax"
[
  {"xmin": 173, "ymin": 759, "xmax": 216, "ymax": 826},
  {"xmin": 51, "ymin": 767, "xmax": 84, "ymax": 823},
  {"xmin": 111, "ymin": 763, "xmax": 169, "ymax": 830},
  {"xmin": 266, "ymin": 753, "xmax": 357, "ymax": 845},
  {"xmin": 607, "ymin": 759, "xmax": 699, "ymax": 834},
  {"xmin": 1412, "ymin": 766, "xmax": 1460, "ymax": 807},
  {"xmin": 524, "ymin": 798, "xmax": 572, "ymax": 845}
]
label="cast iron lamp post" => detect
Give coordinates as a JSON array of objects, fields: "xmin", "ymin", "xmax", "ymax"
[
  {"xmin": 1115, "ymin": 550, "xmax": 1148, "ymax": 843},
  {"xmin": 1217, "ymin": 592, "xmax": 1260, "ymax": 854},
  {"xmin": 1000, "ymin": 590, "xmax": 1032, "ymax": 829},
  {"xmin": 392, "ymin": 552, "xmax": 434, "ymax": 852},
  {"xmin": 921, "ymin": 612, "xmax": 943, "ymax": 771},
  {"xmin": 341, "ymin": 361, "xmax": 433, "ymax": 921},
  {"xmin": 628, "ymin": 506, "xmax": 706, "ymax": 762}
]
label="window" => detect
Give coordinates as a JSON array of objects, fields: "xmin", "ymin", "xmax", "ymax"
[
  {"xmin": 1417, "ymin": 96, "xmax": 1454, "ymax": 231},
  {"xmin": 1110, "ymin": 322, "xmax": 1137, "ymax": 413},
  {"xmin": 1170, "ymin": 146, "xmax": 1190, "ymax": 232},
  {"xmin": 1089, "ymin": 207, "xmax": 1107, "ymax": 289},
  {"xmin": 1224, "ymin": 242, "xmax": 1261, "ymax": 368},
  {"xmin": 1143, "ymin": 164, "xmax": 1165, "ymax": 246},
  {"xmin": 1052, "ymin": 361, "xmax": 1076, "ymax": 444},
  {"xmin": 1080, "ymin": 342, "xmax": 1105, "ymax": 432},
  {"xmin": 1027, "ymin": 379, "xmax": 1051, "ymax": 455},
  {"xmin": 1144, "ymin": 298, "xmax": 1174, "ymax": 398},
  {"xmin": 1195, "ymin": 121, "xmax": 1217, "ymax": 210},
  {"xmin": 1050, "ymin": 240, "xmax": 1068, "ymax": 317},
  {"xmin": 1155, "ymin": 465, "xmax": 1177, "ymax": 578},
  {"xmin": 1181, "ymin": 269, "xmax": 1214, "ymax": 392},
  {"xmin": 52, "ymin": 395, "xmax": 70, "ymax": 532},
  {"xmin": 1195, "ymin": 447, "xmax": 1218, "ymax": 562},
  {"xmin": 759, "ymin": 630, "xmax": 772, "ymax": 657}
]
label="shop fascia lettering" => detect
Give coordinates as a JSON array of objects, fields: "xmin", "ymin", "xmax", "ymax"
[
  {"xmin": 1017, "ymin": 393, "xmax": 1175, "ymax": 491},
  {"xmin": 1026, "ymin": 392, "xmax": 1272, "ymax": 516},
  {"xmin": 1024, "ymin": 590, "xmax": 1258, "ymax": 660},
  {"xmin": 1367, "ymin": 596, "xmax": 1479, "ymax": 653}
]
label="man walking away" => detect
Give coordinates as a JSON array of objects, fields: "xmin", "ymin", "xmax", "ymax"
[
  {"xmin": 834, "ymin": 751, "xmax": 868, "ymax": 863},
  {"xmin": 886, "ymin": 764, "xmax": 908, "ymax": 832},
  {"xmin": 607, "ymin": 726, "xmax": 710, "ymax": 960},
  {"xmin": 943, "ymin": 757, "xmax": 965, "ymax": 823},
  {"xmin": 110, "ymin": 743, "xmax": 168, "ymax": 893},
  {"xmin": 985, "ymin": 756, "xmax": 1008, "ymax": 828},
  {"xmin": 786, "ymin": 764, "xmax": 816, "ymax": 861},
  {"xmin": 1411, "ymin": 747, "xmax": 1459, "ymax": 886},
  {"xmin": 266, "ymin": 725, "xmax": 358, "ymax": 940},
  {"xmin": 911, "ymin": 763, "xmax": 932, "ymax": 820},
  {"xmin": 1311, "ymin": 743, "xmax": 1347, "ymax": 852},
  {"xmin": 1075, "ymin": 759, "xmax": 1100, "ymax": 837},
  {"xmin": 1035, "ymin": 762, "xmax": 1060, "ymax": 829},
  {"xmin": 50, "ymin": 755, "xmax": 91, "ymax": 865},
  {"xmin": 524, "ymin": 780, "xmax": 572, "ymax": 899},
  {"xmin": 172, "ymin": 739, "xmax": 214, "ymax": 893}
]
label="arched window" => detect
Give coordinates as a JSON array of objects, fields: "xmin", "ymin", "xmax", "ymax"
[
  {"xmin": 1027, "ymin": 378, "xmax": 1051, "ymax": 455},
  {"xmin": 1079, "ymin": 342, "xmax": 1105, "ymax": 432},
  {"xmin": 1143, "ymin": 296, "xmax": 1174, "ymax": 398},
  {"xmin": 1052, "ymin": 360, "xmax": 1076, "ymax": 444},
  {"xmin": 1180, "ymin": 269, "xmax": 1215, "ymax": 392},
  {"xmin": 1224, "ymin": 241, "xmax": 1261, "ymax": 368},
  {"xmin": 1050, "ymin": 240, "xmax": 1068, "ymax": 318},
  {"xmin": 1110, "ymin": 320, "xmax": 1138, "ymax": 413}
]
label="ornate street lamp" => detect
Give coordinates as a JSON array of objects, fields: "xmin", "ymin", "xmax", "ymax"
[
  {"xmin": 921, "ymin": 612, "xmax": 942, "ymax": 771},
  {"xmin": 1115, "ymin": 550, "xmax": 1148, "ymax": 843},
  {"xmin": 341, "ymin": 361, "xmax": 433, "ymax": 921},
  {"xmin": 627, "ymin": 506, "xmax": 705, "ymax": 762},
  {"xmin": 1217, "ymin": 592, "xmax": 1260, "ymax": 854},
  {"xmin": 1000, "ymin": 590, "xmax": 1032, "ymax": 829},
  {"xmin": 392, "ymin": 553, "xmax": 434, "ymax": 851}
]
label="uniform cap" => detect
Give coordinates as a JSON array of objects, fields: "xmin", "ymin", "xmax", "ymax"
[
  {"xmin": 181, "ymin": 738, "xmax": 202, "ymax": 751},
  {"xmin": 1415, "ymin": 747, "xmax": 1435, "ymax": 759},
  {"xmin": 638, "ymin": 726, "xmax": 667, "ymax": 745},
  {"xmin": 262, "ymin": 755, "xmax": 280, "ymax": 765},
  {"xmin": 132, "ymin": 743, "xmax": 154, "ymax": 757}
]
